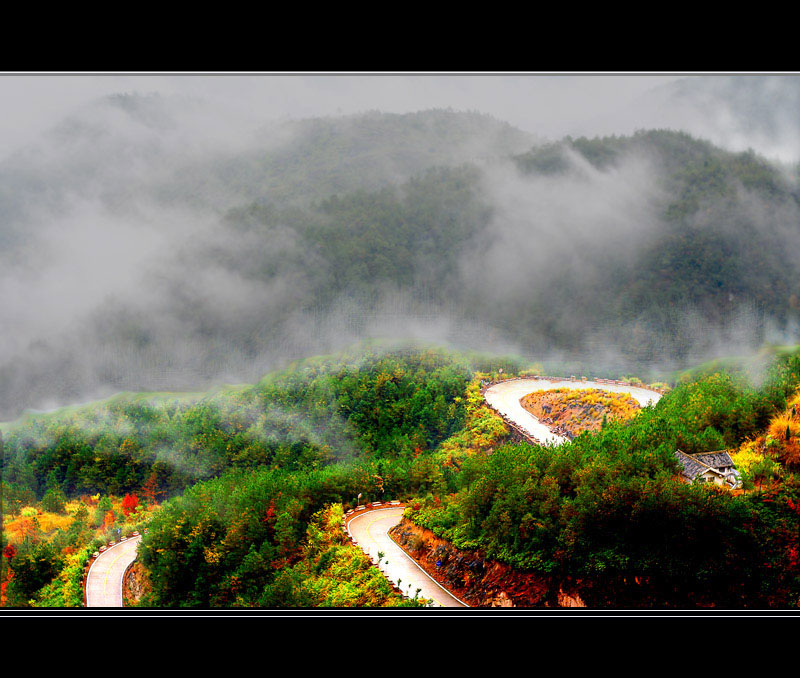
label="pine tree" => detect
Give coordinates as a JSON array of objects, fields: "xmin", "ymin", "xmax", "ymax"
[{"xmin": 141, "ymin": 471, "xmax": 163, "ymax": 506}]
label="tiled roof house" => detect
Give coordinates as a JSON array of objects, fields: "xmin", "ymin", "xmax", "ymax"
[{"xmin": 674, "ymin": 449, "xmax": 741, "ymax": 488}]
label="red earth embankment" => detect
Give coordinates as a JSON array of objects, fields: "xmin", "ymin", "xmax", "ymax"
[{"xmin": 389, "ymin": 517, "xmax": 585, "ymax": 608}]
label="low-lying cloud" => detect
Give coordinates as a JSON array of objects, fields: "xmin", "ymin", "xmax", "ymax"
[{"xmin": 2, "ymin": 76, "xmax": 800, "ymax": 420}]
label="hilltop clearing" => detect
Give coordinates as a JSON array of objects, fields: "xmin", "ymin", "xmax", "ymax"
[{"xmin": 520, "ymin": 388, "xmax": 640, "ymax": 438}]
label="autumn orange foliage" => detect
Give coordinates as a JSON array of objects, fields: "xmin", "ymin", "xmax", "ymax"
[
  {"xmin": 732, "ymin": 388, "xmax": 800, "ymax": 482},
  {"xmin": 141, "ymin": 472, "xmax": 163, "ymax": 506},
  {"xmin": 767, "ymin": 393, "xmax": 800, "ymax": 468},
  {"xmin": 0, "ymin": 573, "xmax": 11, "ymax": 606},
  {"xmin": 4, "ymin": 516, "xmax": 39, "ymax": 544},
  {"xmin": 104, "ymin": 510, "xmax": 116, "ymax": 529}
]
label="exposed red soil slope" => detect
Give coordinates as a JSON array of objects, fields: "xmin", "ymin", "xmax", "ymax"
[{"xmin": 389, "ymin": 517, "xmax": 584, "ymax": 608}]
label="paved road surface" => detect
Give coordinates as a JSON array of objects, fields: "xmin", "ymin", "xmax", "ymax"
[
  {"xmin": 484, "ymin": 378, "xmax": 663, "ymax": 445},
  {"xmin": 347, "ymin": 507, "xmax": 467, "ymax": 608},
  {"xmin": 85, "ymin": 536, "xmax": 141, "ymax": 607}
]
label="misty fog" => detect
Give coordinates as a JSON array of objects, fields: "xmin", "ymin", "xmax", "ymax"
[{"xmin": 2, "ymin": 73, "xmax": 800, "ymax": 420}]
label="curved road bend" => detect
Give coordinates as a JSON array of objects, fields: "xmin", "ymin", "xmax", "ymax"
[
  {"xmin": 345, "ymin": 380, "xmax": 661, "ymax": 608},
  {"xmin": 484, "ymin": 378, "xmax": 663, "ymax": 445},
  {"xmin": 347, "ymin": 507, "xmax": 467, "ymax": 608},
  {"xmin": 85, "ymin": 523, "xmax": 463, "ymax": 609},
  {"xmin": 85, "ymin": 536, "xmax": 142, "ymax": 607}
]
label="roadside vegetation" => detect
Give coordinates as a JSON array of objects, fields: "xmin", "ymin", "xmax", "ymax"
[{"xmin": 1, "ymin": 489, "xmax": 158, "ymax": 607}]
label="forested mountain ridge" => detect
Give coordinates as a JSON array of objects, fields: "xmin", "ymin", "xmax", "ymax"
[
  {"xmin": 211, "ymin": 126, "xmax": 800, "ymax": 372},
  {"xmin": 500, "ymin": 130, "xmax": 800, "ymax": 361},
  {"xmin": 0, "ymin": 97, "xmax": 534, "ymax": 229},
  {"xmin": 232, "ymin": 107, "xmax": 535, "ymax": 205},
  {"xmin": 0, "ymin": 101, "xmax": 532, "ymax": 420},
  {"xmin": 2, "ymin": 98, "xmax": 800, "ymax": 420}
]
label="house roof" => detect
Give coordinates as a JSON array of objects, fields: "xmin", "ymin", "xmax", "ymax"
[
  {"xmin": 674, "ymin": 450, "xmax": 723, "ymax": 481},
  {"xmin": 693, "ymin": 450, "xmax": 734, "ymax": 470}
]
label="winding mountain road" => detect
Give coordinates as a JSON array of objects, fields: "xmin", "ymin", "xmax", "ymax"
[
  {"xmin": 483, "ymin": 377, "xmax": 663, "ymax": 445},
  {"xmin": 346, "ymin": 507, "xmax": 467, "ymax": 607},
  {"xmin": 85, "ymin": 536, "xmax": 141, "ymax": 607},
  {"xmin": 85, "ymin": 378, "xmax": 661, "ymax": 608}
]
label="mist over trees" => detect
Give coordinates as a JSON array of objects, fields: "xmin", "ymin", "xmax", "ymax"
[
  {"xmin": 1, "ymin": 85, "xmax": 799, "ymax": 420},
  {"xmin": 608, "ymin": 75, "xmax": 800, "ymax": 163}
]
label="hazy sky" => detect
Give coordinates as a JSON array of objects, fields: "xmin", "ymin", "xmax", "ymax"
[{"xmin": 0, "ymin": 74, "xmax": 682, "ymax": 159}]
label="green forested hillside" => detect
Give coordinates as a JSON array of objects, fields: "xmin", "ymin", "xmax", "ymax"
[
  {"xmin": 219, "ymin": 108, "xmax": 533, "ymax": 206},
  {"xmin": 407, "ymin": 349, "xmax": 800, "ymax": 607},
  {"xmin": 0, "ymin": 347, "xmax": 474, "ymax": 606},
  {"xmin": 502, "ymin": 130, "xmax": 800, "ymax": 357},
  {"xmin": 1, "ymin": 348, "xmax": 470, "ymax": 503},
  {"xmin": 4, "ymin": 344, "xmax": 800, "ymax": 607}
]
